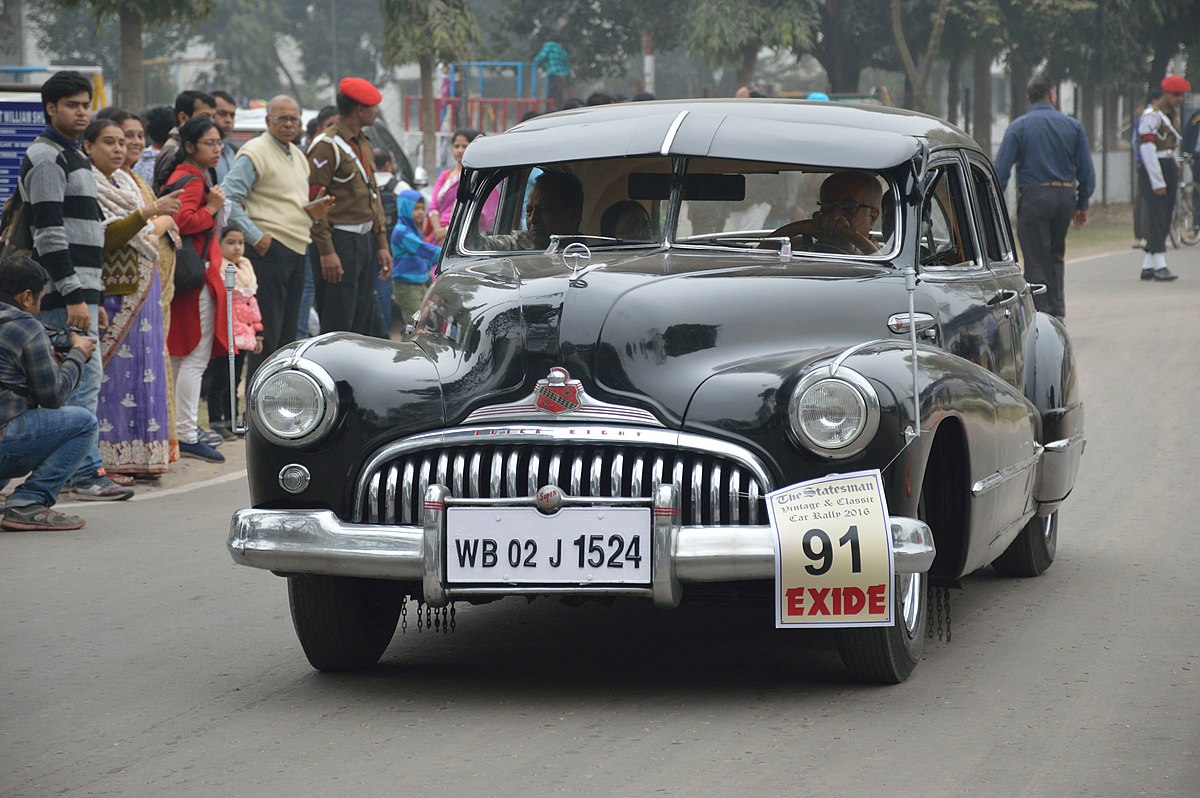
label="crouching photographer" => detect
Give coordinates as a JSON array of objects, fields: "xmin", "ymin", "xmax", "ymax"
[{"xmin": 0, "ymin": 255, "xmax": 98, "ymax": 531}]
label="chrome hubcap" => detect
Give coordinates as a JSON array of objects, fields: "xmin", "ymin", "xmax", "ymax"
[
  {"xmin": 1042, "ymin": 513, "xmax": 1057, "ymax": 559},
  {"xmin": 898, "ymin": 571, "xmax": 924, "ymax": 637}
]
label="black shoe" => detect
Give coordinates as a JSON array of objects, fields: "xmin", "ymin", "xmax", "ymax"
[
  {"xmin": 180, "ymin": 440, "xmax": 226, "ymax": 463},
  {"xmin": 213, "ymin": 423, "xmax": 237, "ymax": 441},
  {"xmin": 1153, "ymin": 267, "xmax": 1179, "ymax": 282},
  {"xmin": 1141, "ymin": 268, "xmax": 1156, "ymax": 281}
]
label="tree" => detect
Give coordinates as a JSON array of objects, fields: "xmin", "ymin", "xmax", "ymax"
[
  {"xmin": 889, "ymin": 0, "xmax": 952, "ymax": 112},
  {"xmin": 687, "ymin": 0, "xmax": 819, "ymax": 89},
  {"xmin": 381, "ymin": 0, "xmax": 483, "ymax": 178},
  {"xmin": 812, "ymin": 0, "xmax": 892, "ymax": 94},
  {"xmin": 194, "ymin": 0, "xmax": 296, "ymax": 101},
  {"xmin": 42, "ymin": 0, "xmax": 214, "ymax": 109},
  {"xmin": 488, "ymin": 1, "xmax": 682, "ymax": 83}
]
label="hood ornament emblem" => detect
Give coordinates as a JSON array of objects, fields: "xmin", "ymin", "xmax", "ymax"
[
  {"xmin": 534, "ymin": 367, "xmax": 583, "ymax": 414},
  {"xmin": 461, "ymin": 366, "xmax": 666, "ymax": 427}
]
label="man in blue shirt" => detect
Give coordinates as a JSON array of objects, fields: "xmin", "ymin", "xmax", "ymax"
[{"xmin": 994, "ymin": 74, "xmax": 1095, "ymax": 320}]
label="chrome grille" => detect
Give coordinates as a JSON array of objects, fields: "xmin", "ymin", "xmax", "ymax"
[{"xmin": 357, "ymin": 442, "xmax": 768, "ymax": 527}]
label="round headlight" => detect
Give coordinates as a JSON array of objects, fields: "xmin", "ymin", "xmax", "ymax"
[
  {"xmin": 251, "ymin": 361, "xmax": 337, "ymax": 446},
  {"xmin": 788, "ymin": 369, "xmax": 880, "ymax": 458}
]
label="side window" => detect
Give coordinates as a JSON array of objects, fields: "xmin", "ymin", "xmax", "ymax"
[
  {"xmin": 969, "ymin": 162, "xmax": 1015, "ymax": 263},
  {"xmin": 920, "ymin": 163, "xmax": 976, "ymax": 269}
]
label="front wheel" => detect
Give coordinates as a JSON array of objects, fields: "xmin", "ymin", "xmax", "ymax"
[
  {"xmin": 288, "ymin": 575, "xmax": 405, "ymax": 671},
  {"xmin": 1179, "ymin": 183, "xmax": 1200, "ymax": 246},
  {"xmin": 836, "ymin": 570, "xmax": 927, "ymax": 684},
  {"xmin": 991, "ymin": 511, "xmax": 1057, "ymax": 577}
]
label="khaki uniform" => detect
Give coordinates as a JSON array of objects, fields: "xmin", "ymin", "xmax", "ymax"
[{"xmin": 307, "ymin": 121, "xmax": 389, "ymax": 335}]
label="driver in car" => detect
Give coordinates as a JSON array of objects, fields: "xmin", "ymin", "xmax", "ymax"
[
  {"xmin": 479, "ymin": 170, "xmax": 583, "ymax": 251},
  {"xmin": 768, "ymin": 170, "xmax": 882, "ymax": 254}
]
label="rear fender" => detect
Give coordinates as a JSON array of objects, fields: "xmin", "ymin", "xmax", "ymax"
[{"xmin": 1023, "ymin": 313, "xmax": 1085, "ymax": 509}]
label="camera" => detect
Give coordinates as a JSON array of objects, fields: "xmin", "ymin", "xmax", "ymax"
[{"xmin": 44, "ymin": 325, "xmax": 88, "ymax": 355}]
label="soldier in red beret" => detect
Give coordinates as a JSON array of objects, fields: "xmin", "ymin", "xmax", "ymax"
[
  {"xmin": 1136, "ymin": 74, "xmax": 1191, "ymax": 281},
  {"xmin": 306, "ymin": 77, "xmax": 392, "ymax": 335}
]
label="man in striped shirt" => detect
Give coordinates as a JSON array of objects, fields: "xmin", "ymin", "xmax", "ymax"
[{"xmin": 17, "ymin": 70, "xmax": 133, "ymax": 501}]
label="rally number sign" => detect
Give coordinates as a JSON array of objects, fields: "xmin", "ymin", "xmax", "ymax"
[{"xmin": 767, "ymin": 470, "xmax": 894, "ymax": 628}]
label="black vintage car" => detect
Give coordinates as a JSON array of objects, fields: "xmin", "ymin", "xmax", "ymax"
[{"xmin": 228, "ymin": 100, "xmax": 1084, "ymax": 684}]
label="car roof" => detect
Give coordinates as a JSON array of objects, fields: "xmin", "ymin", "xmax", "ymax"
[{"xmin": 462, "ymin": 98, "xmax": 981, "ymax": 172}]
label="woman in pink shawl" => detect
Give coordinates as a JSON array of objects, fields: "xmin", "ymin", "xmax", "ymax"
[{"xmin": 427, "ymin": 129, "xmax": 498, "ymax": 243}]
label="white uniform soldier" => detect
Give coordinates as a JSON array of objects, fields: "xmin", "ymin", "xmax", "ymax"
[{"xmin": 1136, "ymin": 74, "xmax": 1191, "ymax": 281}]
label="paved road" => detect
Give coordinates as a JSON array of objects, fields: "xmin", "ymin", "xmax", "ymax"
[{"xmin": 2, "ymin": 246, "xmax": 1198, "ymax": 797}]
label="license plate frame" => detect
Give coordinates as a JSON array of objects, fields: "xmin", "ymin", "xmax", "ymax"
[{"xmin": 445, "ymin": 506, "xmax": 652, "ymax": 585}]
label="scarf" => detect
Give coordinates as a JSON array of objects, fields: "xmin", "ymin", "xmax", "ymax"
[
  {"xmin": 92, "ymin": 165, "xmax": 159, "ymax": 262},
  {"xmin": 231, "ymin": 256, "xmax": 258, "ymax": 296}
]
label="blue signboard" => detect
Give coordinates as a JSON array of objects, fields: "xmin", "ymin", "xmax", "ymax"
[{"xmin": 0, "ymin": 93, "xmax": 46, "ymax": 206}]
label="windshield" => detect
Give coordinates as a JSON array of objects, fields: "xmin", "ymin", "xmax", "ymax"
[{"xmin": 458, "ymin": 156, "xmax": 899, "ymax": 259}]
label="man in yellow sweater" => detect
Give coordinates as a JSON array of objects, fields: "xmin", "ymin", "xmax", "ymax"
[{"xmin": 221, "ymin": 95, "xmax": 333, "ymax": 377}]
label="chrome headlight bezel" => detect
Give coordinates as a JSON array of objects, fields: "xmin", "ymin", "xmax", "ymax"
[
  {"xmin": 249, "ymin": 358, "xmax": 338, "ymax": 447},
  {"xmin": 787, "ymin": 367, "xmax": 880, "ymax": 459}
]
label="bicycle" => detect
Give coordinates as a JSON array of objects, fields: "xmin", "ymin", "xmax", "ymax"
[{"xmin": 1170, "ymin": 152, "xmax": 1200, "ymax": 247}]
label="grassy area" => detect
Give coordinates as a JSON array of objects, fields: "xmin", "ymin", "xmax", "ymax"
[{"xmin": 1064, "ymin": 202, "xmax": 1135, "ymax": 260}]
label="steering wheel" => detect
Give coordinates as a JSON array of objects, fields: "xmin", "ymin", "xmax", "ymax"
[{"xmin": 761, "ymin": 220, "xmax": 857, "ymax": 254}]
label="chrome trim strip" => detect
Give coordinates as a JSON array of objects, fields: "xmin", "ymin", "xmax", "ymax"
[
  {"xmin": 611, "ymin": 449, "xmax": 624, "ymax": 495},
  {"xmin": 383, "ymin": 466, "xmax": 398, "ymax": 525},
  {"xmin": 452, "ymin": 452, "xmax": 465, "ymax": 498},
  {"xmin": 830, "ymin": 338, "xmax": 890, "ymax": 376},
  {"xmin": 401, "ymin": 461, "xmax": 414, "ymax": 525},
  {"xmin": 690, "ymin": 459, "xmax": 702, "ymax": 523},
  {"xmin": 367, "ymin": 471, "xmax": 380, "ymax": 524},
  {"xmin": 418, "ymin": 458, "xmax": 431, "ymax": 509},
  {"xmin": 506, "ymin": 447, "xmax": 519, "ymax": 497},
  {"xmin": 590, "ymin": 452, "xmax": 603, "ymax": 496},
  {"xmin": 729, "ymin": 467, "xmax": 741, "ymax": 526},
  {"xmin": 570, "ymin": 451, "xmax": 583, "ymax": 495},
  {"xmin": 652, "ymin": 455, "xmax": 664, "ymax": 490},
  {"xmin": 631, "ymin": 452, "xmax": 644, "ymax": 497},
  {"xmin": 748, "ymin": 480, "xmax": 760, "ymax": 525},
  {"xmin": 489, "ymin": 449, "xmax": 502, "ymax": 497},
  {"xmin": 436, "ymin": 452, "xmax": 449, "ymax": 488},
  {"xmin": 528, "ymin": 449, "xmax": 540, "ymax": 495},
  {"xmin": 469, "ymin": 450, "xmax": 482, "ymax": 497},
  {"xmin": 709, "ymin": 461, "xmax": 722, "ymax": 527},
  {"xmin": 660, "ymin": 110, "xmax": 690, "ymax": 156},
  {"xmin": 548, "ymin": 447, "xmax": 562, "ymax": 487},
  {"xmin": 972, "ymin": 448, "xmax": 1044, "ymax": 496},
  {"xmin": 1044, "ymin": 432, "xmax": 1086, "ymax": 452}
]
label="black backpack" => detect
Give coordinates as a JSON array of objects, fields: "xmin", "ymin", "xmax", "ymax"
[{"xmin": 0, "ymin": 187, "xmax": 33, "ymax": 260}]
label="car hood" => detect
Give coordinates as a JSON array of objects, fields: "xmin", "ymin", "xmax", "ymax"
[{"xmin": 422, "ymin": 250, "xmax": 913, "ymax": 426}]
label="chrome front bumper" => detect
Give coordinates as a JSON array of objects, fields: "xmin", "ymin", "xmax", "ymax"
[{"xmin": 228, "ymin": 484, "xmax": 935, "ymax": 609}]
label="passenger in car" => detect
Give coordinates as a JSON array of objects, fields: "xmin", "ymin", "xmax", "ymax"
[
  {"xmin": 600, "ymin": 201, "xmax": 653, "ymax": 240},
  {"xmin": 764, "ymin": 171, "xmax": 883, "ymax": 255},
  {"xmin": 478, "ymin": 170, "xmax": 583, "ymax": 251}
]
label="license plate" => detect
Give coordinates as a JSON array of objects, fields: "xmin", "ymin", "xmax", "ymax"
[{"xmin": 446, "ymin": 506, "xmax": 652, "ymax": 585}]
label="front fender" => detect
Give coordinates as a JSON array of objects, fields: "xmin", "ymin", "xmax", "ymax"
[
  {"xmin": 246, "ymin": 334, "xmax": 444, "ymax": 513},
  {"xmin": 683, "ymin": 342, "xmax": 1040, "ymax": 576}
]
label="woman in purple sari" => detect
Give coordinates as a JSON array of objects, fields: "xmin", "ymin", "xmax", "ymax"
[{"xmin": 85, "ymin": 112, "xmax": 181, "ymax": 480}]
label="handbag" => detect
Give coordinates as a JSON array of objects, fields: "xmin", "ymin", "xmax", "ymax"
[
  {"xmin": 159, "ymin": 174, "xmax": 212, "ymax": 294},
  {"xmin": 172, "ymin": 230, "xmax": 211, "ymax": 294}
]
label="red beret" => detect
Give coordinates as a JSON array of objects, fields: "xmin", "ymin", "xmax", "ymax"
[
  {"xmin": 338, "ymin": 77, "xmax": 382, "ymax": 106},
  {"xmin": 1161, "ymin": 75, "xmax": 1191, "ymax": 95}
]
